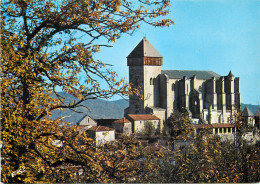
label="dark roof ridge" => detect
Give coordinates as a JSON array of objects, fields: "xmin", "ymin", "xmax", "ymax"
[{"xmin": 161, "ymin": 70, "xmax": 221, "ymax": 80}]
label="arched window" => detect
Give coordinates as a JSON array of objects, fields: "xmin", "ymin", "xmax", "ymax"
[{"xmin": 150, "ymin": 78, "xmax": 153, "ymax": 85}]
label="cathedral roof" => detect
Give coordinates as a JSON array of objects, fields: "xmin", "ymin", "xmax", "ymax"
[
  {"xmin": 162, "ymin": 70, "xmax": 220, "ymax": 80},
  {"xmin": 127, "ymin": 37, "xmax": 163, "ymax": 58},
  {"xmin": 242, "ymin": 106, "xmax": 254, "ymax": 117}
]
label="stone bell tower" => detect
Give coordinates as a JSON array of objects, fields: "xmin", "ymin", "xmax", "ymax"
[{"xmin": 124, "ymin": 38, "xmax": 163, "ymax": 115}]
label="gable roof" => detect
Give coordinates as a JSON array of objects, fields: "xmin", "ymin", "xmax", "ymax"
[
  {"xmin": 162, "ymin": 70, "xmax": 220, "ymax": 80},
  {"xmin": 113, "ymin": 117, "xmax": 131, "ymax": 124},
  {"xmin": 127, "ymin": 114, "xmax": 160, "ymax": 121},
  {"xmin": 88, "ymin": 126, "xmax": 114, "ymax": 132},
  {"xmin": 127, "ymin": 37, "xmax": 162, "ymax": 58},
  {"xmin": 76, "ymin": 115, "xmax": 97, "ymax": 125},
  {"xmin": 242, "ymin": 106, "xmax": 254, "ymax": 116}
]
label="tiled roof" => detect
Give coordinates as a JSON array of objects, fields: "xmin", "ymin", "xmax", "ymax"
[
  {"xmin": 70, "ymin": 125, "xmax": 89, "ymax": 130},
  {"xmin": 242, "ymin": 106, "xmax": 254, "ymax": 116},
  {"xmin": 127, "ymin": 38, "xmax": 162, "ymax": 58},
  {"xmin": 88, "ymin": 126, "xmax": 114, "ymax": 132},
  {"xmin": 127, "ymin": 114, "xmax": 160, "ymax": 121},
  {"xmin": 113, "ymin": 117, "xmax": 131, "ymax": 123},
  {"xmin": 193, "ymin": 124, "xmax": 234, "ymax": 128},
  {"xmin": 211, "ymin": 124, "xmax": 234, "ymax": 128},
  {"xmin": 162, "ymin": 70, "xmax": 221, "ymax": 80},
  {"xmin": 192, "ymin": 124, "xmax": 213, "ymax": 129}
]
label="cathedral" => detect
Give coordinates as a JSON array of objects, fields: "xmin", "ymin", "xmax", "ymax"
[{"xmin": 124, "ymin": 38, "xmax": 241, "ymax": 134}]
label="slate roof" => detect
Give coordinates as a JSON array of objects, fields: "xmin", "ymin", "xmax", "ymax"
[
  {"xmin": 113, "ymin": 117, "xmax": 131, "ymax": 123},
  {"xmin": 242, "ymin": 106, "xmax": 254, "ymax": 116},
  {"xmin": 162, "ymin": 70, "xmax": 221, "ymax": 80},
  {"xmin": 88, "ymin": 126, "xmax": 115, "ymax": 132},
  {"xmin": 127, "ymin": 37, "xmax": 162, "ymax": 58},
  {"xmin": 127, "ymin": 114, "xmax": 160, "ymax": 121}
]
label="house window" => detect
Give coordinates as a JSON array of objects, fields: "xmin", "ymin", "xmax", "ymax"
[
  {"xmin": 215, "ymin": 128, "xmax": 218, "ymax": 134},
  {"xmin": 224, "ymin": 128, "xmax": 226, "ymax": 133},
  {"xmin": 219, "ymin": 128, "xmax": 222, "ymax": 133},
  {"xmin": 228, "ymin": 128, "xmax": 231, "ymax": 133}
]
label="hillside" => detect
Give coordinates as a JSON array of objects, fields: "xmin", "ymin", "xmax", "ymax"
[{"xmin": 50, "ymin": 92, "xmax": 128, "ymax": 124}]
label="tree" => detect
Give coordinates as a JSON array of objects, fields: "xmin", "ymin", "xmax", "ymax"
[
  {"xmin": 173, "ymin": 132, "xmax": 240, "ymax": 183},
  {"xmin": 1, "ymin": 0, "xmax": 173, "ymax": 182},
  {"xmin": 138, "ymin": 121, "xmax": 156, "ymax": 139},
  {"xmin": 166, "ymin": 111, "xmax": 193, "ymax": 140},
  {"xmin": 96, "ymin": 135, "xmax": 164, "ymax": 183},
  {"xmin": 166, "ymin": 130, "xmax": 260, "ymax": 183}
]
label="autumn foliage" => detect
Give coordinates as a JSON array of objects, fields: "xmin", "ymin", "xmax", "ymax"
[{"xmin": 1, "ymin": 0, "xmax": 173, "ymax": 182}]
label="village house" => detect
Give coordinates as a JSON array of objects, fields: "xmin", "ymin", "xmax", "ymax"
[
  {"xmin": 242, "ymin": 106, "xmax": 255, "ymax": 127},
  {"xmin": 86, "ymin": 126, "xmax": 115, "ymax": 147},
  {"xmin": 112, "ymin": 114, "xmax": 161, "ymax": 135},
  {"xmin": 77, "ymin": 115, "xmax": 97, "ymax": 127},
  {"xmin": 112, "ymin": 117, "xmax": 132, "ymax": 135}
]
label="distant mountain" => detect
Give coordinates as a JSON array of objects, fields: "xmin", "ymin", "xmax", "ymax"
[
  {"xmin": 50, "ymin": 92, "xmax": 129, "ymax": 125},
  {"xmin": 50, "ymin": 92, "xmax": 259, "ymax": 125},
  {"xmin": 241, "ymin": 103, "xmax": 259, "ymax": 115}
]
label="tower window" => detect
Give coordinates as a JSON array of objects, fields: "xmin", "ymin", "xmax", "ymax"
[{"xmin": 150, "ymin": 78, "xmax": 153, "ymax": 85}]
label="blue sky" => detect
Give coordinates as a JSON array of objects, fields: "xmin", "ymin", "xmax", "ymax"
[{"xmin": 95, "ymin": 0, "xmax": 260, "ymax": 105}]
